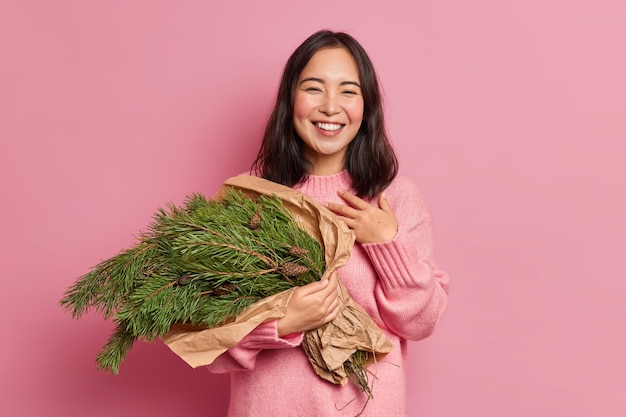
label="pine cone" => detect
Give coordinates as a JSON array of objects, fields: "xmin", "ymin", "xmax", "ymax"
[
  {"xmin": 177, "ymin": 275, "xmax": 191, "ymax": 285},
  {"xmin": 215, "ymin": 283, "xmax": 237, "ymax": 296},
  {"xmin": 248, "ymin": 205, "xmax": 263, "ymax": 229},
  {"xmin": 289, "ymin": 246, "xmax": 309, "ymax": 257},
  {"xmin": 278, "ymin": 262, "xmax": 310, "ymax": 277}
]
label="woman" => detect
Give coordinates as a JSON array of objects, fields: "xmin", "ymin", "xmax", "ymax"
[{"xmin": 208, "ymin": 30, "xmax": 450, "ymax": 417}]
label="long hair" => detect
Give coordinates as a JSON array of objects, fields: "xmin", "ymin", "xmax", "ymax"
[{"xmin": 251, "ymin": 30, "xmax": 398, "ymax": 199}]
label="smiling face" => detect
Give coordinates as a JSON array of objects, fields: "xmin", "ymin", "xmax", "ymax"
[{"xmin": 293, "ymin": 47, "xmax": 364, "ymax": 175}]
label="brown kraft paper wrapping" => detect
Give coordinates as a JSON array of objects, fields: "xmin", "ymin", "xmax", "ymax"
[{"xmin": 162, "ymin": 174, "xmax": 393, "ymax": 385}]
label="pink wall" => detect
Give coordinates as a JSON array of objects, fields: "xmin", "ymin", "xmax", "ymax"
[{"xmin": 1, "ymin": 1, "xmax": 625, "ymax": 416}]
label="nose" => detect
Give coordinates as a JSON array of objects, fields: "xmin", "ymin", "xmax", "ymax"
[{"xmin": 319, "ymin": 92, "xmax": 340, "ymax": 116}]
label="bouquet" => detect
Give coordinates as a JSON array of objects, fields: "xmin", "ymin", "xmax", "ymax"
[{"xmin": 60, "ymin": 175, "xmax": 393, "ymax": 398}]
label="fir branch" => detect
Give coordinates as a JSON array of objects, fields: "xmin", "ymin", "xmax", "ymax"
[
  {"xmin": 60, "ymin": 242, "xmax": 158, "ymax": 319},
  {"xmin": 344, "ymin": 350, "xmax": 373, "ymax": 399},
  {"xmin": 181, "ymin": 240, "xmax": 277, "ymax": 269},
  {"xmin": 96, "ymin": 321, "xmax": 135, "ymax": 374},
  {"xmin": 60, "ymin": 188, "xmax": 335, "ymax": 377}
]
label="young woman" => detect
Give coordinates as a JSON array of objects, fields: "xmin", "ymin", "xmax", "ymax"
[{"xmin": 207, "ymin": 30, "xmax": 450, "ymax": 417}]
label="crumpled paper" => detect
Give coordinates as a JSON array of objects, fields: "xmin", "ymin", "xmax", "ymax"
[{"xmin": 162, "ymin": 174, "xmax": 393, "ymax": 385}]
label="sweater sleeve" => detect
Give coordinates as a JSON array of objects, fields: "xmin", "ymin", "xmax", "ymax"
[
  {"xmin": 206, "ymin": 320, "xmax": 303, "ymax": 373},
  {"xmin": 362, "ymin": 176, "xmax": 450, "ymax": 341}
]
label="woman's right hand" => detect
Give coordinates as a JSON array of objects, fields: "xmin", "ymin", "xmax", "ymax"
[{"xmin": 276, "ymin": 271, "xmax": 341, "ymax": 337}]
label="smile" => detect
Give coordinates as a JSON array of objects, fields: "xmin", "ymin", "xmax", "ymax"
[{"xmin": 314, "ymin": 122, "xmax": 344, "ymax": 132}]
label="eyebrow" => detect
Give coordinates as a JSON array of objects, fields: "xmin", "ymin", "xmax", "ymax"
[{"xmin": 300, "ymin": 77, "xmax": 361, "ymax": 88}]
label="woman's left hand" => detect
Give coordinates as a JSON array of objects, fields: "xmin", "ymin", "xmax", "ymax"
[{"xmin": 326, "ymin": 190, "xmax": 398, "ymax": 244}]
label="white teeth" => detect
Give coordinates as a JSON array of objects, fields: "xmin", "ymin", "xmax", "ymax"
[{"xmin": 315, "ymin": 122, "xmax": 343, "ymax": 131}]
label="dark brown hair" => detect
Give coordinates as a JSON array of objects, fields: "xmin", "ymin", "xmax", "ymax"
[{"xmin": 251, "ymin": 30, "xmax": 398, "ymax": 199}]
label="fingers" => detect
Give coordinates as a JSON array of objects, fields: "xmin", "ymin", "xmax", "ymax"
[
  {"xmin": 295, "ymin": 271, "xmax": 338, "ymax": 299},
  {"xmin": 327, "ymin": 190, "xmax": 398, "ymax": 243},
  {"xmin": 277, "ymin": 272, "xmax": 341, "ymax": 336},
  {"xmin": 298, "ymin": 275, "xmax": 328, "ymax": 296},
  {"xmin": 326, "ymin": 191, "xmax": 366, "ymax": 221},
  {"xmin": 336, "ymin": 189, "xmax": 369, "ymax": 209},
  {"xmin": 313, "ymin": 272, "xmax": 339, "ymax": 301},
  {"xmin": 325, "ymin": 295, "xmax": 341, "ymax": 322},
  {"xmin": 326, "ymin": 200, "xmax": 357, "ymax": 218},
  {"xmin": 325, "ymin": 270, "xmax": 338, "ymax": 286},
  {"xmin": 329, "ymin": 190, "xmax": 391, "ymax": 217},
  {"xmin": 312, "ymin": 271, "xmax": 339, "ymax": 306},
  {"xmin": 318, "ymin": 272, "xmax": 341, "ymax": 320}
]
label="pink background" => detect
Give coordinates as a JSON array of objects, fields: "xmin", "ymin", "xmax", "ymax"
[{"xmin": 1, "ymin": 1, "xmax": 625, "ymax": 416}]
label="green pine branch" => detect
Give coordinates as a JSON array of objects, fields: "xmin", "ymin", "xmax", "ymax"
[
  {"xmin": 60, "ymin": 189, "xmax": 325, "ymax": 371},
  {"xmin": 60, "ymin": 188, "xmax": 373, "ymax": 398}
]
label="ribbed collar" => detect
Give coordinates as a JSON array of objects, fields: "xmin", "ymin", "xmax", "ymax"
[{"xmin": 293, "ymin": 170, "xmax": 353, "ymax": 198}]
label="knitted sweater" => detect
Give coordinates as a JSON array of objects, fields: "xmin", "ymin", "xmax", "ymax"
[{"xmin": 207, "ymin": 171, "xmax": 450, "ymax": 417}]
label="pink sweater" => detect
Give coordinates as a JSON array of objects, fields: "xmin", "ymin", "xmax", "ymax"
[{"xmin": 207, "ymin": 171, "xmax": 450, "ymax": 417}]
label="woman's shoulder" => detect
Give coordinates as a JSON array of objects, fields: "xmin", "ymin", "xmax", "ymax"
[
  {"xmin": 384, "ymin": 173, "xmax": 432, "ymax": 220},
  {"xmin": 385, "ymin": 172, "xmax": 422, "ymax": 198}
]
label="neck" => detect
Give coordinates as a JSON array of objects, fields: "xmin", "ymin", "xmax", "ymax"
[{"xmin": 306, "ymin": 156, "xmax": 345, "ymax": 176}]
